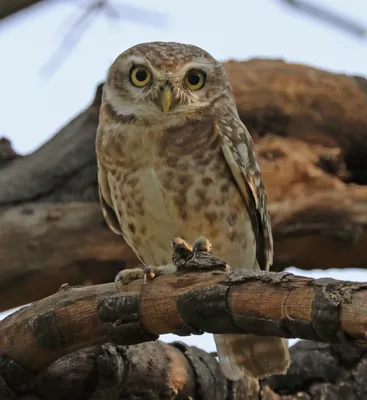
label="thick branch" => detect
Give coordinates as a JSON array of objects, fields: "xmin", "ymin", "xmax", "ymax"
[
  {"xmin": 0, "ymin": 269, "xmax": 366, "ymax": 373},
  {"xmin": 1, "ymin": 339, "xmax": 366, "ymax": 399},
  {"xmin": 266, "ymin": 340, "xmax": 367, "ymax": 399},
  {"xmin": 271, "ymin": 187, "xmax": 367, "ymax": 270},
  {"xmin": 1, "ymin": 340, "xmax": 366, "ymax": 399},
  {"xmin": 0, "ymin": 342, "xmax": 202, "ymax": 400},
  {"xmin": 0, "ymin": 202, "xmax": 136, "ymax": 311},
  {"xmin": 0, "ymin": 340, "xmax": 268, "ymax": 400}
]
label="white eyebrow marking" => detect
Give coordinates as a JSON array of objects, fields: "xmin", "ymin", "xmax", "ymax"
[{"xmin": 128, "ymin": 56, "xmax": 148, "ymax": 65}]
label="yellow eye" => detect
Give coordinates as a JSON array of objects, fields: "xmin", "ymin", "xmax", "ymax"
[
  {"xmin": 130, "ymin": 66, "xmax": 151, "ymax": 87},
  {"xmin": 184, "ymin": 69, "xmax": 206, "ymax": 90}
]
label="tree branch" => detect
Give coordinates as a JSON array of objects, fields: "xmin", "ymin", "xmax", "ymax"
[
  {"xmin": 0, "ymin": 0, "xmax": 45, "ymax": 21},
  {"xmin": 1, "ymin": 264, "xmax": 366, "ymax": 373},
  {"xmin": 0, "ymin": 341, "xmax": 247, "ymax": 400},
  {"xmin": 271, "ymin": 187, "xmax": 367, "ymax": 270},
  {"xmin": 1, "ymin": 338, "xmax": 365, "ymax": 399},
  {"xmin": 0, "ymin": 202, "xmax": 136, "ymax": 312},
  {"xmin": 267, "ymin": 340, "xmax": 367, "ymax": 399},
  {"xmin": 0, "ymin": 339, "xmax": 281, "ymax": 400}
]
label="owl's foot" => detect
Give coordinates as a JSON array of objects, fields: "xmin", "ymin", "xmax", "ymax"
[
  {"xmin": 143, "ymin": 264, "xmax": 177, "ymax": 284},
  {"xmin": 192, "ymin": 236, "xmax": 212, "ymax": 252},
  {"xmin": 114, "ymin": 264, "xmax": 177, "ymax": 291},
  {"xmin": 114, "ymin": 268, "xmax": 144, "ymax": 292},
  {"xmin": 170, "ymin": 236, "xmax": 230, "ymax": 272}
]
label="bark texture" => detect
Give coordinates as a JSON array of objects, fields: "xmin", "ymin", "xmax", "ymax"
[
  {"xmin": 8, "ymin": 339, "xmax": 361, "ymax": 400},
  {"xmin": 3, "ymin": 340, "xmax": 366, "ymax": 400},
  {"xmin": 0, "ymin": 254, "xmax": 366, "ymax": 372},
  {"xmin": 1, "ymin": 244, "xmax": 366, "ymax": 398},
  {"xmin": 0, "ymin": 315, "xmax": 366, "ymax": 399}
]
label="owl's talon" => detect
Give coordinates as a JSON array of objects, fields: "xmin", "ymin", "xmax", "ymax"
[
  {"xmin": 170, "ymin": 236, "xmax": 229, "ymax": 272},
  {"xmin": 143, "ymin": 264, "xmax": 177, "ymax": 284},
  {"xmin": 192, "ymin": 236, "xmax": 212, "ymax": 253},
  {"xmin": 115, "ymin": 268, "xmax": 144, "ymax": 292},
  {"xmin": 169, "ymin": 237, "xmax": 192, "ymax": 254},
  {"xmin": 143, "ymin": 266, "xmax": 157, "ymax": 284}
]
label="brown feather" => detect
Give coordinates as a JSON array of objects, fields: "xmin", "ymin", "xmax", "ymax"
[
  {"xmin": 97, "ymin": 159, "xmax": 123, "ymax": 236},
  {"xmin": 218, "ymin": 111, "xmax": 273, "ymax": 271}
]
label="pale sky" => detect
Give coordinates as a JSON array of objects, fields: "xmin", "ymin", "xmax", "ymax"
[{"xmin": 0, "ymin": 0, "xmax": 366, "ymax": 352}]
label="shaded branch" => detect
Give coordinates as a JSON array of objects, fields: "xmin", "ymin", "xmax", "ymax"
[
  {"xmin": 0, "ymin": 0, "xmax": 45, "ymax": 21},
  {"xmin": 0, "ymin": 340, "xmax": 273, "ymax": 400},
  {"xmin": 0, "ymin": 202, "xmax": 136, "ymax": 312},
  {"xmin": 0, "ymin": 137, "xmax": 20, "ymax": 167},
  {"xmin": 0, "ymin": 264, "xmax": 366, "ymax": 373},
  {"xmin": 271, "ymin": 187, "xmax": 367, "ymax": 270},
  {"xmin": 1, "ymin": 339, "xmax": 366, "ymax": 399},
  {"xmin": 0, "ymin": 342, "xmax": 220, "ymax": 400},
  {"xmin": 278, "ymin": 0, "xmax": 367, "ymax": 38},
  {"xmin": 267, "ymin": 340, "xmax": 367, "ymax": 399}
]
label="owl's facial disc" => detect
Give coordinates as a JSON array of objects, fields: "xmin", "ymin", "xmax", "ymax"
[
  {"xmin": 106, "ymin": 49, "xmax": 229, "ymax": 121},
  {"xmin": 124, "ymin": 58, "xmax": 213, "ymax": 114}
]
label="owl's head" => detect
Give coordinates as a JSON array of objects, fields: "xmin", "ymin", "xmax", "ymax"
[{"xmin": 103, "ymin": 41, "xmax": 233, "ymax": 122}]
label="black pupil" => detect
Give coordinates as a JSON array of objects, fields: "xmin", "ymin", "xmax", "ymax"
[
  {"xmin": 188, "ymin": 72, "xmax": 201, "ymax": 86},
  {"xmin": 136, "ymin": 69, "xmax": 147, "ymax": 82}
]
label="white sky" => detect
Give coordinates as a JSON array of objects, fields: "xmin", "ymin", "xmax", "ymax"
[{"xmin": 0, "ymin": 0, "xmax": 366, "ymax": 352}]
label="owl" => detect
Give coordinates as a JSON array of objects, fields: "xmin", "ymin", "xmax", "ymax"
[{"xmin": 96, "ymin": 41, "xmax": 290, "ymax": 381}]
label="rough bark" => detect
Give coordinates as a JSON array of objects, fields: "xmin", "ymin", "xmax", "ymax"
[
  {"xmin": 0, "ymin": 0, "xmax": 45, "ymax": 21},
  {"xmin": 1, "ymin": 339, "xmax": 365, "ymax": 400},
  {"xmin": 0, "ymin": 341, "xmax": 235, "ymax": 400},
  {"xmin": 0, "ymin": 283, "xmax": 367, "ymax": 399},
  {"xmin": 271, "ymin": 187, "xmax": 367, "ymax": 270},
  {"xmin": 266, "ymin": 340, "xmax": 367, "ymax": 400},
  {"xmin": 1, "ymin": 255, "xmax": 366, "ymax": 373},
  {"xmin": 1, "ymin": 62, "xmax": 367, "ymax": 312}
]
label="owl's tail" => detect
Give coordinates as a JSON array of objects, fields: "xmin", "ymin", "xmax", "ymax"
[{"xmin": 213, "ymin": 333, "xmax": 290, "ymax": 381}]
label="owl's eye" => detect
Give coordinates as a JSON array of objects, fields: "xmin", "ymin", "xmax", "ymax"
[
  {"xmin": 130, "ymin": 66, "xmax": 152, "ymax": 87},
  {"xmin": 184, "ymin": 69, "xmax": 206, "ymax": 91}
]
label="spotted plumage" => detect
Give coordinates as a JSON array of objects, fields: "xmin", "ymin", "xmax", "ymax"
[{"xmin": 96, "ymin": 41, "xmax": 289, "ymax": 381}]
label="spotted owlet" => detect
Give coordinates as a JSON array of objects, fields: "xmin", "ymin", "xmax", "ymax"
[{"xmin": 96, "ymin": 41, "xmax": 290, "ymax": 381}]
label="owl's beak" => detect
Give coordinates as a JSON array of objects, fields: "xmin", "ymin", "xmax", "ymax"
[{"xmin": 160, "ymin": 86, "xmax": 173, "ymax": 113}]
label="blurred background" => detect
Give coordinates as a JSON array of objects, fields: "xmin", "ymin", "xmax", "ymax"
[{"xmin": 0, "ymin": 0, "xmax": 366, "ymax": 352}]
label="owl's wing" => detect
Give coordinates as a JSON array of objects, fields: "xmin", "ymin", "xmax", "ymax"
[
  {"xmin": 97, "ymin": 159, "xmax": 123, "ymax": 236},
  {"xmin": 219, "ymin": 116, "xmax": 273, "ymax": 271}
]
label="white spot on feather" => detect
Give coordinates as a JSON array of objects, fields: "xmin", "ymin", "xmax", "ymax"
[{"xmin": 237, "ymin": 143, "xmax": 249, "ymax": 165}]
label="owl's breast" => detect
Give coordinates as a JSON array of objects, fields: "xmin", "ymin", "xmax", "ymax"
[
  {"xmin": 156, "ymin": 149, "xmax": 257, "ymax": 270},
  {"xmin": 104, "ymin": 118, "xmax": 256, "ymax": 269},
  {"xmin": 108, "ymin": 145, "xmax": 256, "ymax": 270}
]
